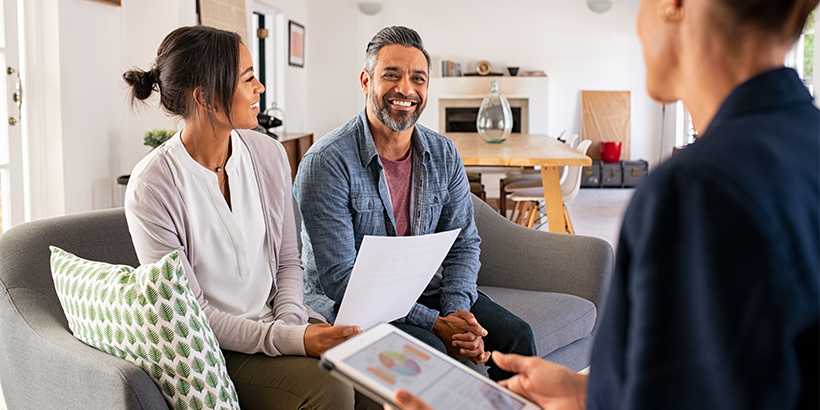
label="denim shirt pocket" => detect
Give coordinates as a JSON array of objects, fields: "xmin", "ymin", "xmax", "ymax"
[
  {"xmin": 424, "ymin": 188, "xmax": 448, "ymax": 232},
  {"xmin": 351, "ymin": 195, "xmax": 387, "ymax": 237}
]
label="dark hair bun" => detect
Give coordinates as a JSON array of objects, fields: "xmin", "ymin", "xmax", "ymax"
[{"xmin": 123, "ymin": 68, "xmax": 157, "ymax": 100}]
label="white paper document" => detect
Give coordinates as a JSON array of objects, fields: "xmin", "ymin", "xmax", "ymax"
[{"xmin": 334, "ymin": 229, "xmax": 461, "ymax": 329}]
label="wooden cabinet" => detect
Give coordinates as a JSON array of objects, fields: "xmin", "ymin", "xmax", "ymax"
[{"xmin": 279, "ymin": 132, "xmax": 314, "ymax": 181}]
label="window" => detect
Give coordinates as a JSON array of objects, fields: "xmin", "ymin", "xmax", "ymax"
[
  {"xmin": 251, "ymin": 10, "xmax": 277, "ymax": 112},
  {"xmin": 788, "ymin": 8, "xmax": 816, "ymax": 95}
]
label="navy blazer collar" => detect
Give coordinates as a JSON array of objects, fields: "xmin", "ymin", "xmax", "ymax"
[{"xmin": 706, "ymin": 68, "xmax": 813, "ymax": 137}]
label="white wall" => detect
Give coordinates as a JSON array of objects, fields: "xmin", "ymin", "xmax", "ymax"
[
  {"xmin": 47, "ymin": 0, "xmax": 193, "ymax": 214},
  {"xmin": 306, "ymin": 0, "xmax": 664, "ymax": 167}
]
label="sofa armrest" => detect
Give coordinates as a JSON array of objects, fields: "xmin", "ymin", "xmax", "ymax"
[
  {"xmin": 471, "ymin": 195, "xmax": 614, "ymax": 318},
  {"xmin": 0, "ymin": 287, "xmax": 167, "ymax": 410}
]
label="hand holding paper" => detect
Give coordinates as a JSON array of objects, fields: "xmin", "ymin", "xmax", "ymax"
[{"xmin": 334, "ymin": 229, "xmax": 461, "ymax": 329}]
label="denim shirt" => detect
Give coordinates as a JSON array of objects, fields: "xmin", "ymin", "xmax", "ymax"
[{"xmin": 293, "ymin": 110, "xmax": 481, "ymax": 330}]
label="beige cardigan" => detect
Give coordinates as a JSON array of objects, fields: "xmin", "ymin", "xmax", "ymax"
[{"xmin": 125, "ymin": 129, "xmax": 309, "ymax": 357}]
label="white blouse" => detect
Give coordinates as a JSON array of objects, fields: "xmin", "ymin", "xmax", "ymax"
[{"xmin": 165, "ymin": 131, "xmax": 274, "ymax": 321}]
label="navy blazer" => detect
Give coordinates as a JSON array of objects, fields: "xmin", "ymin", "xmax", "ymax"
[{"xmin": 588, "ymin": 68, "xmax": 819, "ymax": 409}]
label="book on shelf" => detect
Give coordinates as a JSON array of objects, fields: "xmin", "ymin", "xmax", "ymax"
[
  {"xmin": 440, "ymin": 60, "xmax": 463, "ymax": 77},
  {"xmin": 522, "ymin": 70, "xmax": 547, "ymax": 77}
]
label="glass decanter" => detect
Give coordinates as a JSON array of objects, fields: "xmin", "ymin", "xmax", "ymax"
[{"xmin": 476, "ymin": 80, "xmax": 513, "ymax": 143}]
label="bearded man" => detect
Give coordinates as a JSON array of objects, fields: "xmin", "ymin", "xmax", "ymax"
[{"xmin": 293, "ymin": 26, "xmax": 535, "ymax": 381}]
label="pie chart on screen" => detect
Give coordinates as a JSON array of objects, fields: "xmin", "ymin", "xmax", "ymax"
[{"xmin": 379, "ymin": 351, "xmax": 421, "ymax": 376}]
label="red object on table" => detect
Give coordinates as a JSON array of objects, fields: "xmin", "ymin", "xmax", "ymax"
[{"xmin": 599, "ymin": 142, "xmax": 622, "ymax": 163}]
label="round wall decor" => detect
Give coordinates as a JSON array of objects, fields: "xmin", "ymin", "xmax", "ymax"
[{"xmin": 475, "ymin": 60, "xmax": 492, "ymax": 76}]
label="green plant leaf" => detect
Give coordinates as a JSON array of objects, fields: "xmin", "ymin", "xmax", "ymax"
[
  {"xmin": 175, "ymin": 398, "xmax": 188, "ymax": 410},
  {"xmin": 191, "ymin": 396, "xmax": 204, "ymax": 410}
]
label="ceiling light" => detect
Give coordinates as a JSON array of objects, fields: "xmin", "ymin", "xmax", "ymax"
[
  {"xmin": 358, "ymin": 3, "xmax": 383, "ymax": 16},
  {"xmin": 587, "ymin": 0, "xmax": 613, "ymax": 13}
]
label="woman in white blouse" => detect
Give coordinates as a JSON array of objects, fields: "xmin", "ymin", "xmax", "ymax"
[{"xmin": 123, "ymin": 26, "xmax": 374, "ymax": 410}]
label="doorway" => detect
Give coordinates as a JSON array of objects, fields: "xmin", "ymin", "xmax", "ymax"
[{"xmin": 1, "ymin": 0, "xmax": 25, "ymax": 234}]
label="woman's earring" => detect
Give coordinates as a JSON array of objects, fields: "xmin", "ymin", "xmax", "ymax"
[{"xmin": 657, "ymin": 5, "xmax": 684, "ymax": 23}]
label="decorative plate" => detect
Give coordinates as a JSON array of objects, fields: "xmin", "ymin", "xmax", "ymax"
[{"xmin": 475, "ymin": 60, "xmax": 492, "ymax": 76}]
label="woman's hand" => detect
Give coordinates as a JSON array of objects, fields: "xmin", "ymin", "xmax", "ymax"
[
  {"xmin": 495, "ymin": 352, "xmax": 587, "ymax": 410},
  {"xmin": 385, "ymin": 389, "xmax": 434, "ymax": 410},
  {"xmin": 304, "ymin": 323, "xmax": 363, "ymax": 357}
]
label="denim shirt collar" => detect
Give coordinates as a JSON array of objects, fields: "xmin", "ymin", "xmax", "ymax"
[
  {"xmin": 355, "ymin": 109, "xmax": 433, "ymax": 169},
  {"xmin": 354, "ymin": 109, "xmax": 433, "ymax": 236}
]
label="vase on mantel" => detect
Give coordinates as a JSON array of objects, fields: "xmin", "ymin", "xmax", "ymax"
[{"xmin": 476, "ymin": 80, "xmax": 513, "ymax": 143}]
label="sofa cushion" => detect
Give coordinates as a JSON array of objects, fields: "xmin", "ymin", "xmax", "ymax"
[
  {"xmin": 50, "ymin": 247, "xmax": 240, "ymax": 410},
  {"xmin": 479, "ymin": 286, "xmax": 596, "ymax": 357}
]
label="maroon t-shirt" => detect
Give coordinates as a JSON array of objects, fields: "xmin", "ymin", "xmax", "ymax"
[{"xmin": 380, "ymin": 149, "xmax": 413, "ymax": 236}]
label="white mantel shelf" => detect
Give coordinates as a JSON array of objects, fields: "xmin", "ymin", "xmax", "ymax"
[{"xmin": 420, "ymin": 76, "xmax": 549, "ymax": 135}]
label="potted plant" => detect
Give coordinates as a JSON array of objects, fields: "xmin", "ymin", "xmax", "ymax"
[{"xmin": 143, "ymin": 129, "xmax": 175, "ymax": 149}]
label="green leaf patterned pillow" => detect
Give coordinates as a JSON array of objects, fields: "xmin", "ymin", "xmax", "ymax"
[{"xmin": 50, "ymin": 247, "xmax": 240, "ymax": 410}]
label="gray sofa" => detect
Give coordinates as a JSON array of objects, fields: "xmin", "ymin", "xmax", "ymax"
[{"xmin": 0, "ymin": 196, "xmax": 612, "ymax": 409}]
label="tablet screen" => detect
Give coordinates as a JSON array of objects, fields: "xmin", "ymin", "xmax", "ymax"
[{"xmin": 344, "ymin": 332, "xmax": 525, "ymax": 410}]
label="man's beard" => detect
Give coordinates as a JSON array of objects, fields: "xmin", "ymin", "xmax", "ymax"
[{"xmin": 369, "ymin": 91, "xmax": 425, "ymax": 132}]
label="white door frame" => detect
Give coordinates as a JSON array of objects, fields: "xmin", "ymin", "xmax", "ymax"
[{"xmin": 1, "ymin": 0, "xmax": 26, "ymax": 231}]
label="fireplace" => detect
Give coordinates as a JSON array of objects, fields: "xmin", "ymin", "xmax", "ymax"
[
  {"xmin": 441, "ymin": 98, "xmax": 528, "ymax": 134},
  {"xmin": 419, "ymin": 77, "xmax": 547, "ymax": 135}
]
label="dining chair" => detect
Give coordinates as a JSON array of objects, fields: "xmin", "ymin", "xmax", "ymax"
[
  {"xmin": 509, "ymin": 139, "xmax": 593, "ymax": 232},
  {"xmin": 498, "ymin": 133, "xmax": 579, "ymax": 217}
]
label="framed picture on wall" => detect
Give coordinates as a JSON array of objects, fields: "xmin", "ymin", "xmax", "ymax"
[{"xmin": 289, "ymin": 21, "xmax": 305, "ymax": 67}]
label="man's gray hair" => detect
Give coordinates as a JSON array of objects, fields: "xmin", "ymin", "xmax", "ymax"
[{"xmin": 363, "ymin": 26, "xmax": 432, "ymax": 76}]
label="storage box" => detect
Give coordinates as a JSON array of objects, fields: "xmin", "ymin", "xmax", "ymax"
[
  {"xmin": 601, "ymin": 162, "xmax": 622, "ymax": 187},
  {"xmin": 581, "ymin": 160, "xmax": 601, "ymax": 188},
  {"xmin": 621, "ymin": 159, "xmax": 649, "ymax": 188}
]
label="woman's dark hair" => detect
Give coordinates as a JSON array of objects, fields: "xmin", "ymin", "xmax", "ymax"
[
  {"xmin": 716, "ymin": 0, "xmax": 818, "ymax": 41},
  {"xmin": 123, "ymin": 26, "xmax": 242, "ymax": 127}
]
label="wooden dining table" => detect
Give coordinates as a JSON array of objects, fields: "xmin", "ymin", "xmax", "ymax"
[{"xmin": 446, "ymin": 133, "xmax": 592, "ymax": 234}]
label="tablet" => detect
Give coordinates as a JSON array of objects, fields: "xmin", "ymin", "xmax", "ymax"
[{"xmin": 319, "ymin": 323, "xmax": 541, "ymax": 410}]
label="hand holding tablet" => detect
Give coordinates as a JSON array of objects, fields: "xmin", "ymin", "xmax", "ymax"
[{"xmin": 320, "ymin": 323, "xmax": 541, "ymax": 410}]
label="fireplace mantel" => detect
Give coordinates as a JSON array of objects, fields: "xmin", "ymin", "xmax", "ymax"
[{"xmin": 418, "ymin": 77, "xmax": 550, "ymax": 135}]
